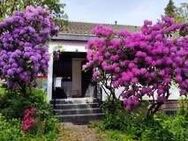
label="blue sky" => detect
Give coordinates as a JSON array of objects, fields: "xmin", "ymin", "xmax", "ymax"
[{"xmin": 64, "ymin": 0, "xmax": 187, "ymax": 26}]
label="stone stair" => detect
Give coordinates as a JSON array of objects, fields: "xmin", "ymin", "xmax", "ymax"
[{"xmin": 51, "ymin": 98, "xmax": 104, "ymax": 124}]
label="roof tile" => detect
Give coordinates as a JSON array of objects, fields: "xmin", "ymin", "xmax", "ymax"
[{"xmin": 61, "ymin": 21, "xmax": 140, "ymax": 35}]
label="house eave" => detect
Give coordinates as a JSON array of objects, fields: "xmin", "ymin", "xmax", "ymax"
[{"xmin": 51, "ymin": 33, "xmax": 95, "ymax": 42}]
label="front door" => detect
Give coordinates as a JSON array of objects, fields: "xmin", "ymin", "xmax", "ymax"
[
  {"xmin": 52, "ymin": 52, "xmax": 94, "ymax": 99},
  {"xmin": 71, "ymin": 58, "xmax": 83, "ymax": 97}
]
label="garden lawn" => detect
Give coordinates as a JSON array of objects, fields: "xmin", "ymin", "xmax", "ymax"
[{"xmin": 95, "ymin": 129, "xmax": 135, "ymax": 141}]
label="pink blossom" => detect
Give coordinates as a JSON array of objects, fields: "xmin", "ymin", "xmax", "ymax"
[
  {"xmin": 84, "ymin": 16, "xmax": 188, "ymax": 111},
  {"xmin": 21, "ymin": 107, "xmax": 36, "ymax": 132}
]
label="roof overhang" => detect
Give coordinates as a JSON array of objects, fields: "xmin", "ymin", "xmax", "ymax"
[{"xmin": 51, "ymin": 33, "xmax": 95, "ymax": 42}]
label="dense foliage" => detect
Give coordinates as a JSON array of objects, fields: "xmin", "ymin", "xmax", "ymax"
[
  {"xmin": 0, "ymin": 90, "xmax": 59, "ymax": 141},
  {"xmin": 84, "ymin": 16, "xmax": 188, "ymax": 116},
  {"xmin": 96, "ymin": 99, "xmax": 188, "ymax": 141},
  {"xmin": 0, "ymin": 115, "xmax": 21, "ymax": 141},
  {"xmin": 0, "ymin": 6, "xmax": 58, "ymax": 92}
]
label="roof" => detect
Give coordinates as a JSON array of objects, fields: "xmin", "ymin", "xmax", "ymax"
[
  {"xmin": 52, "ymin": 21, "xmax": 140, "ymax": 41},
  {"xmin": 61, "ymin": 21, "xmax": 139, "ymax": 35}
]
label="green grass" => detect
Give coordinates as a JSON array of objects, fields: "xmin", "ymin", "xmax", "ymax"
[
  {"xmin": 90, "ymin": 122, "xmax": 135, "ymax": 141},
  {"xmin": 101, "ymin": 130, "xmax": 135, "ymax": 141}
]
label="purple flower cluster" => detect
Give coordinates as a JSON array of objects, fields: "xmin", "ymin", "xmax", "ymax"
[
  {"xmin": 0, "ymin": 6, "xmax": 58, "ymax": 89},
  {"xmin": 84, "ymin": 16, "xmax": 188, "ymax": 111}
]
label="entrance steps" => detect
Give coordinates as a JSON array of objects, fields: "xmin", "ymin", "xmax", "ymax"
[{"xmin": 51, "ymin": 98, "xmax": 104, "ymax": 124}]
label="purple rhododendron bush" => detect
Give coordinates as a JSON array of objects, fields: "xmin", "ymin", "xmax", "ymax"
[
  {"xmin": 84, "ymin": 16, "xmax": 188, "ymax": 117},
  {"xmin": 0, "ymin": 5, "xmax": 58, "ymax": 91},
  {"xmin": 0, "ymin": 6, "xmax": 59, "ymax": 141}
]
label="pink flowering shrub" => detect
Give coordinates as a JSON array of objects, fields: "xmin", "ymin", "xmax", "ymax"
[
  {"xmin": 84, "ymin": 16, "xmax": 188, "ymax": 117},
  {"xmin": 21, "ymin": 107, "xmax": 36, "ymax": 132}
]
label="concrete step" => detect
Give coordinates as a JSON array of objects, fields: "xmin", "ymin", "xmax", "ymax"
[
  {"xmin": 51, "ymin": 98, "xmax": 99, "ymax": 104},
  {"xmin": 52, "ymin": 103, "xmax": 101, "ymax": 109},
  {"xmin": 56, "ymin": 113, "xmax": 104, "ymax": 124},
  {"xmin": 51, "ymin": 98, "xmax": 103, "ymax": 124},
  {"xmin": 54, "ymin": 107, "xmax": 102, "ymax": 115}
]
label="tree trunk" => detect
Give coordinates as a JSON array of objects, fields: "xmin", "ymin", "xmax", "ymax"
[
  {"xmin": 146, "ymin": 89, "xmax": 170, "ymax": 118},
  {"xmin": 146, "ymin": 102, "xmax": 163, "ymax": 118}
]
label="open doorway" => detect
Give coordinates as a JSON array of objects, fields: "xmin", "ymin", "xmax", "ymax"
[{"xmin": 52, "ymin": 52, "xmax": 95, "ymax": 99}]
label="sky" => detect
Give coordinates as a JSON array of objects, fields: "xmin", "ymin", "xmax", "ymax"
[{"xmin": 64, "ymin": 0, "xmax": 187, "ymax": 26}]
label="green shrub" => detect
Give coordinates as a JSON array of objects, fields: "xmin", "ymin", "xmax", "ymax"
[
  {"xmin": 178, "ymin": 97, "xmax": 188, "ymax": 118},
  {"xmin": 0, "ymin": 87, "xmax": 59, "ymax": 141},
  {"xmin": 98, "ymin": 97, "xmax": 188, "ymax": 141},
  {"xmin": 141, "ymin": 127, "xmax": 175, "ymax": 141},
  {"xmin": 101, "ymin": 99, "xmax": 130, "ymax": 131},
  {"xmin": 105, "ymin": 130, "xmax": 135, "ymax": 141},
  {"xmin": 100, "ymin": 99, "xmax": 178, "ymax": 141},
  {"xmin": 102, "ymin": 110, "xmax": 129, "ymax": 131},
  {"xmin": 162, "ymin": 115, "xmax": 188, "ymax": 141},
  {"xmin": 140, "ymin": 118, "xmax": 175, "ymax": 141},
  {"xmin": 0, "ymin": 114, "xmax": 22, "ymax": 141},
  {"xmin": 0, "ymin": 88, "xmax": 52, "ymax": 119},
  {"xmin": 159, "ymin": 97, "xmax": 188, "ymax": 141},
  {"xmin": 0, "ymin": 92, "xmax": 30, "ymax": 119},
  {"xmin": 18, "ymin": 115, "xmax": 59, "ymax": 141},
  {"xmin": 101, "ymin": 99, "xmax": 149, "ymax": 132}
]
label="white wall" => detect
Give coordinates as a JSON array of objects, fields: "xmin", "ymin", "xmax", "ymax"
[
  {"xmin": 47, "ymin": 41, "xmax": 181, "ymax": 101},
  {"xmin": 49, "ymin": 41, "xmax": 86, "ymax": 52},
  {"xmin": 101, "ymin": 84, "xmax": 181, "ymax": 101}
]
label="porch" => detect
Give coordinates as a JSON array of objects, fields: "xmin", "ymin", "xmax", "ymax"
[
  {"xmin": 51, "ymin": 51, "xmax": 103, "ymax": 123},
  {"xmin": 52, "ymin": 52, "xmax": 99, "ymax": 99}
]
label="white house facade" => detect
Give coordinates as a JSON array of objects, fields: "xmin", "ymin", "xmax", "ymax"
[
  {"xmin": 46, "ymin": 22, "xmax": 140, "ymax": 102},
  {"xmin": 43, "ymin": 22, "xmax": 181, "ymax": 122},
  {"xmin": 46, "ymin": 22, "xmax": 180, "ymax": 101}
]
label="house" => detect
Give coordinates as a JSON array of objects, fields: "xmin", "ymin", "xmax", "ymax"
[
  {"xmin": 47, "ymin": 21, "xmax": 139, "ymax": 101},
  {"xmin": 44, "ymin": 21, "xmax": 180, "ymax": 123},
  {"xmin": 44, "ymin": 21, "xmax": 139, "ymax": 123}
]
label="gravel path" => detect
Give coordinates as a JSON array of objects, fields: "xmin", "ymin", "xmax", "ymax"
[{"xmin": 58, "ymin": 123, "xmax": 103, "ymax": 141}]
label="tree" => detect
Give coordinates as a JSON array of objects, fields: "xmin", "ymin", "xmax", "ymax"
[
  {"xmin": 176, "ymin": 3, "xmax": 188, "ymax": 36},
  {"xmin": 165, "ymin": 0, "xmax": 177, "ymax": 18},
  {"xmin": 0, "ymin": 6, "xmax": 58, "ymax": 94},
  {"xmin": 177, "ymin": 3, "xmax": 188, "ymax": 23},
  {"xmin": 164, "ymin": 1, "xmax": 188, "ymax": 36},
  {"xmin": 84, "ymin": 16, "xmax": 188, "ymax": 118},
  {"xmin": 0, "ymin": 0, "xmax": 67, "ymax": 28}
]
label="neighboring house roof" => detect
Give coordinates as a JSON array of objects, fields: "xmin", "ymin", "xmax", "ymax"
[{"xmin": 52, "ymin": 21, "xmax": 140, "ymax": 41}]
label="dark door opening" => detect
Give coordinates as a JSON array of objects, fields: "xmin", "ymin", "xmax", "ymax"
[
  {"xmin": 81, "ymin": 60, "xmax": 94, "ymax": 97},
  {"xmin": 52, "ymin": 52, "xmax": 95, "ymax": 99},
  {"xmin": 52, "ymin": 53, "xmax": 72, "ymax": 99}
]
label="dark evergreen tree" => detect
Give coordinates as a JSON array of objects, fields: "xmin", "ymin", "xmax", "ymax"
[{"xmin": 165, "ymin": 0, "xmax": 177, "ymax": 17}]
